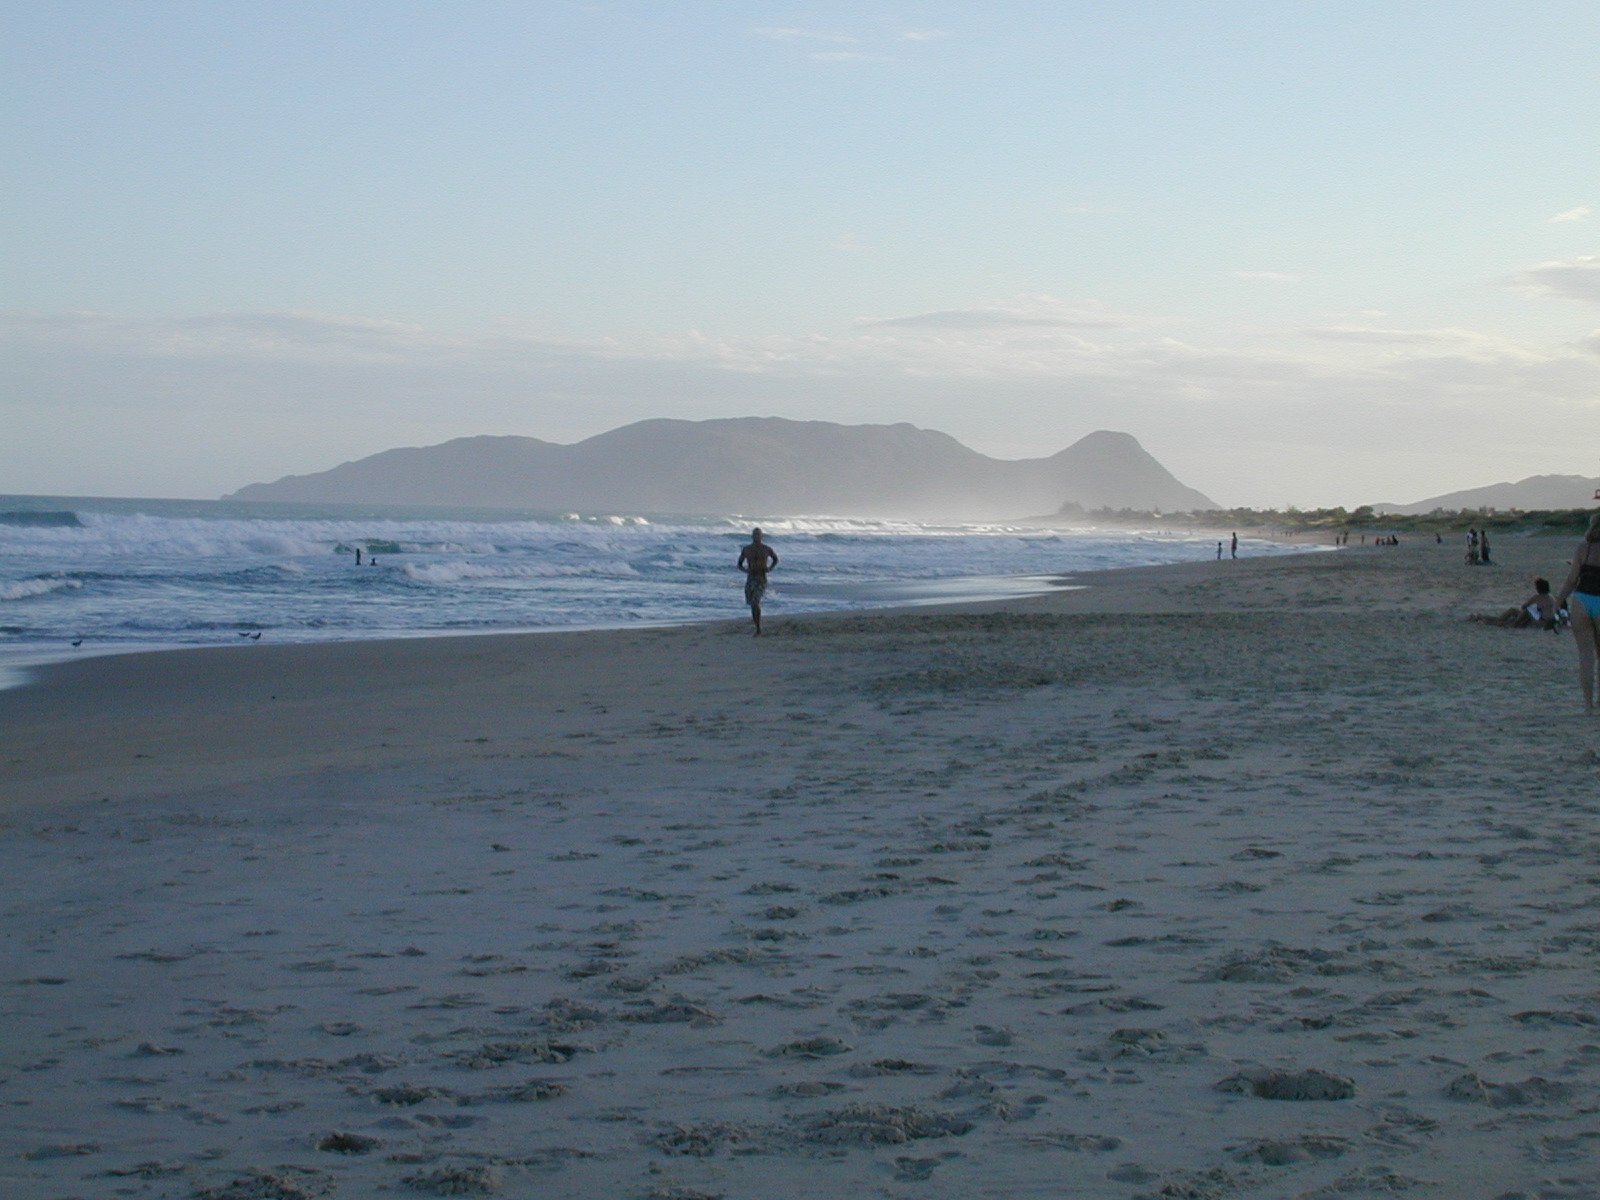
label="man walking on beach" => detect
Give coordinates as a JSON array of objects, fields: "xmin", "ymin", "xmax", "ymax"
[{"xmin": 737, "ymin": 528, "xmax": 779, "ymax": 636}]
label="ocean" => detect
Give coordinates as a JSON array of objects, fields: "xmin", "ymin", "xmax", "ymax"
[{"xmin": 0, "ymin": 495, "xmax": 1300, "ymax": 684}]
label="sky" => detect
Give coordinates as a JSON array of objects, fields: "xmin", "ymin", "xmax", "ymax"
[{"xmin": 4, "ymin": 1, "xmax": 1599, "ymax": 508}]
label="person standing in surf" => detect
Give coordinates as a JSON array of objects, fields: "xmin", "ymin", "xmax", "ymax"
[{"xmin": 737, "ymin": 528, "xmax": 779, "ymax": 637}]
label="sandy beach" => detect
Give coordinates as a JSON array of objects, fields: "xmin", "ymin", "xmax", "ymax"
[{"xmin": 3, "ymin": 535, "xmax": 1597, "ymax": 1200}]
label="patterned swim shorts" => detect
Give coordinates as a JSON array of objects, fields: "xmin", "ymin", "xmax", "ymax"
[{"xmin": 744, "ymin": 575, "xmax": 767, "ymax": 607}]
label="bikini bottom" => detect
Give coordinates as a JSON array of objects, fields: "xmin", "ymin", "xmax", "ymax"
[{"xmin": 1571, "ymin": 592, "xmax": 1600, "ymax": 620}]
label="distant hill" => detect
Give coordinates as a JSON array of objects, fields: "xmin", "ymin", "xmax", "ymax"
[
  {"xmin": 226, "ymin": 418, "xmax": 1215, "ymax": 520},
  {"xmin": 1377, "ymin": 473, "xmax": 1600, "ymax": 515}
]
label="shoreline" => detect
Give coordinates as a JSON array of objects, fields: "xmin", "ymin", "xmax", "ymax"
[
  {"xmin": 0, "ymin": 533, "xmax": 1328, "ymax": 693},
  {"xmin": 0, "ymin": 515, "xmax": 1330, "ymax": 693},
  {"xmin": 3, "ymin": 535, "xmax": 1596, "ymax": 1198},
  {"xmin": 0, "ymin": 569, "xmax": 1082, "ymax": 695},
  {"xmin": 0, "ymin": 537, "xmax": 1562, "ymax": 811}
]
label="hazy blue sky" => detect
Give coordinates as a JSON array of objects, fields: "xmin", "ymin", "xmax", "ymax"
[{"xmin": 4, "ymin": 1, "xmax": 1598, "ymax": 506}]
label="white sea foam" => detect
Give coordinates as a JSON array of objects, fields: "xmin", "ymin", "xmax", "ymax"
[
  {"xmin": 0, "ymin": 577, "xmax": 82, "ymax": 602},
  {"xmin": 0, "ymin": 495, "xmax": 1319, "ymax": 667},
  {"xmin": 402, "ymin": 560, "xmax": 642, "ymax": 585}
]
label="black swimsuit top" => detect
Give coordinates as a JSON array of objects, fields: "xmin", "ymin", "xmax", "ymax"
[{"xmin": 1579, "ymin": 543, "xmax": 1600, "ymax": 594}]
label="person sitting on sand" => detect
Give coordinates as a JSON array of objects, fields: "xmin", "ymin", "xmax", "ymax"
[
  {"xmin": 737, "ymin": 528, "xmax": 779, "ymax": 637},
  {"xmin": 1554, "ymin": 511, "xmax": 1600, "ymax": 712},
  {"xmin": 1472, "ymin": 577, "xmax": 1558, "ymax": 629}
]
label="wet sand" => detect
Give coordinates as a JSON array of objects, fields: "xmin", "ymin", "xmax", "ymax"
[{"xmin": 3, "ymin": 536, "xmax": 1597, "ymax": 1199}]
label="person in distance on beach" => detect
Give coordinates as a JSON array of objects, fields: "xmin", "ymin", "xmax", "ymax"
[
  {"xmin": 1230, "ymin": 532, "xmax": 1238, "ymax": 559},
  {"xmin": 1554, "ymin": 511, "xmax": 1600, "ymax": 712},
  {"xmin": 737, "ymin": 528, "xmax": 779, "ymax": 637}
]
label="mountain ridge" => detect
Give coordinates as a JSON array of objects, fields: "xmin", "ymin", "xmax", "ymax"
[
  {"xmin": 227, "ymin": 417, "xmax": 1216, "ymax": 520},
  {"xmin": 1377, "ymin": 472, "xmax": 1600, "ymax": 515}
]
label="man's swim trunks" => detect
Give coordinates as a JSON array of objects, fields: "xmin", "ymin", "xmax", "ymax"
[{"xmin": 745, "ymin": 575, "xmax": 767, "ymax": 607}]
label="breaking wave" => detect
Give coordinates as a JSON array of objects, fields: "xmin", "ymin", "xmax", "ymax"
[
  {"xmin": 0, "ymin": 494, "xmax": 1319, "ymax": 670},
  {"xmin": 1, "ymin": 576, "xmax": 82, "ymax": 602}
]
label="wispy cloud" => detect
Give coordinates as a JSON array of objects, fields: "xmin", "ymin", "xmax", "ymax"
[
  {"xmin": 754, "ymin": 22, "xmax": 944, "ymax": 62},
  {"xmin": 1298, "ymin": 325, "xmax": 1534, "ymax": 357},
  {"xmin": 0, "ymin": 310, "xmax": 439, "ymax": 362},
  {"xmin": 11, "ymin": 305, "xmax": 1588, "ymax": 389},
  {"xmin": 809, "ymin": 50, "xmax": 890, "ymax": 63},
  {"xmin": 1506, "ymin": 255, "xmax": 1600, "ymax": 305},
  {"xmin": 751, "ymin": 26, "xmax": 855, "ymax": 44},
  {"xmin": 1548, "ymin": 206, "xmax": 1591, "ymax": 223},
  {"xmin": 855, "ymin": 297, "xmax": 1134, "ymax": 332}
]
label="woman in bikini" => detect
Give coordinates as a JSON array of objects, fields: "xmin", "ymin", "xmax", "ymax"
[{"xmin": 1555, "ymin": 511, "xmax": 1600, "ymax": 712}]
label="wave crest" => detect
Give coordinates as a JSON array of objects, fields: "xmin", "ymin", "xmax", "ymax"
[{"xmin": 1, "ymin": 577, "xmax": 82, "ymax": 602}]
